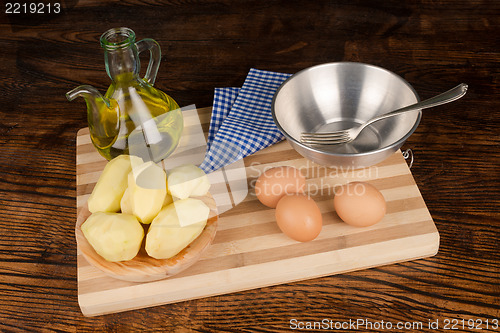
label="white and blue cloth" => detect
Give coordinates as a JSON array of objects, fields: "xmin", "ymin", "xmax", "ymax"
[
  {"xmin": 206, "ymin": 87, "xmax": 240, "ymax": 151},
  {"xmin": 199, "ymin": 68, "xmax": 291, "ymax": 173}
]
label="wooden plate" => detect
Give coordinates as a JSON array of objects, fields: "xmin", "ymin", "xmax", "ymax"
[{"xmin": 75, "ymin": 194, "xmax": 218, "ymax": 282}]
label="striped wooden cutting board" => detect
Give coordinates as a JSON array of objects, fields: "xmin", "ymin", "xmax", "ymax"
[{"xmin": 76, "ymin": 107, "xmax": 439, "ymax": 317}]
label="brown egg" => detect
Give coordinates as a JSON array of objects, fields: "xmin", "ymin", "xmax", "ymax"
[
  {"xmin": 275, "ymin": 194, "xmax": 322, "ymax": 242},
  {"xmin": 333, "ymin": 181, "xmax": 386, "ymax": 227},
  {"xmin": 255, "ymin": 166, "xmax": 306, "ymax": 208}
]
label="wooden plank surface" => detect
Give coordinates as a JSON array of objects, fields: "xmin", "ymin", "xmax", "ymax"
[
  {"xmin": 76, "ymin": 107, "xmax": 439, "ymax": 317},
  {"xmin": 1, "ymin": 1, "xmax": 498, "ymax": 330}
]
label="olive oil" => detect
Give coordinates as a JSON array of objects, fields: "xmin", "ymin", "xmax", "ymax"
[
  {"xmin": 90, "ymin": 74, "xmax": 183, "ymax": 162},
  {"xmin": 67, "ymin": 28, "xmax": 183, "ymax": 163}
]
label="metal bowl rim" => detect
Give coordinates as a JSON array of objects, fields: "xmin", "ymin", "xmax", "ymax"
[{"xmin": 271, "ymin": 61, "xmax": 422, "ymax": 157}]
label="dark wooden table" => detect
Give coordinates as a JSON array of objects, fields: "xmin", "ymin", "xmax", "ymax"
[{"xmin": 1, "ymin": 0, "xmax": 498, "ymax": 331}]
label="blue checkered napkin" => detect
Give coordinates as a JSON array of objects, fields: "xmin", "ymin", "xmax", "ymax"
[
  {"xmin": 199, "ymin": 68, "xmax": 291, "ymax": 173},
  {"xmin": 206, "ymin": 87, "xmax": 240, "ymax": 150}
]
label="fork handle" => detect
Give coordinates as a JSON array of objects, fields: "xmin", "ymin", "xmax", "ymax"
[{"xmin": 361, "ymin": 83, "xmax": 468, "ymax": 130}]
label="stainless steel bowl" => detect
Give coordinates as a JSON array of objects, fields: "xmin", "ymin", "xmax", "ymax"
[{"xmin": 272, "ymin": 62, "xmax": 421, "ymax": 169}]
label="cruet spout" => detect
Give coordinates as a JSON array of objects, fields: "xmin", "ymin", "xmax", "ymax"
[
  {"xmin": 66, "ymin": 85, "xmax": 105, "ymax": 103},
  {"xmin": 67, "ymin": 85, "xmax": 120, "ymax": 153}
]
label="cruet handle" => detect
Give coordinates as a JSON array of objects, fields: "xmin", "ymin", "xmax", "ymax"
[{"xmin": 136, "ymin": 38, "xmax": 161, "ymax": 85}]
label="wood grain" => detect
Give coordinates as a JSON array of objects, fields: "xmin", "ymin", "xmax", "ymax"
[
  {"xmin": 75, "ymin": 107, "xmax": 439, "ymax": 316},
  {"xmin": 0, "ymin": 0, "xmax": 498, "ymax": 331},
  {"xmin": 76, "ymin": 197, "xmax": 218, "ymax": 283}
]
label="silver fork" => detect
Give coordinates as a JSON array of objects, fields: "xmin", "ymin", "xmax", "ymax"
[{"xmin": 300, "ymin": 83, "xmax": 468, "ymax": 146}]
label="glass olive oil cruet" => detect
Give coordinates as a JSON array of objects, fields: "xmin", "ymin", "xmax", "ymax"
[{"xmin": 67, "ymin": 27, "xmax": 183, "ymax": 162}]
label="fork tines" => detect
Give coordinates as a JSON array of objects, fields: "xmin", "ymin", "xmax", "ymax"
[{"xmin": 300, "ymin": 131, "xmax": 351, "ymax": 145}]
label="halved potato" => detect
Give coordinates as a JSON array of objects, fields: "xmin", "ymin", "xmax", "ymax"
[{"xmin": 167, "ymin": 164, "xmax": 210, "ymax": 199}]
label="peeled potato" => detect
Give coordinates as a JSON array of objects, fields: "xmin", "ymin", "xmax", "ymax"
[
  {"xmin": 120, "ymin": 188, "xmax": 133, "ymax": 215},
  {"xmin": 145, "ymin": 199, "xmax": 209, "ymax": 259},
  {"xmin": 87, "ymin": 155, "xmax": 143, "ymax": 213},
  {"xmin": 81, "ymin": 212, "xmax": 144, "ymax": 262},
  {"xmin": 126, "ymin": 161, "xmax": 167, "ymax": 224},
  {"xmin": 162, "ymin": 193, "xmax": 174, "ymax": 207},
  {"xmin": 167, "ymin": 164, "xmax": 210, "ymax": 199},
  {"xmin": 121, "ymin": 169, "xmax": 173, "ymax": 216},
  {"xmin": 173, "ymin": 198, "xmax": 210, "ymax": 227}
]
